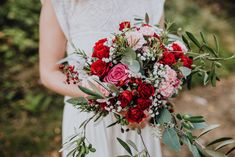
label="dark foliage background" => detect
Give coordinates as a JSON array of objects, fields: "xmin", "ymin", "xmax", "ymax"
[{"xmin": 0, "ymin": 0, "xmax": 234, "ymax": 156}]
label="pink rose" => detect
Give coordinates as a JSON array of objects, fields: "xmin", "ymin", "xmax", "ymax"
[{"xmin": 104, "ymin": 64, "xmax": 129, "ymax": 85}]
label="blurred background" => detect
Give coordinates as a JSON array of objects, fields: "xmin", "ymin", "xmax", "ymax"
[{"xmin": 0, "ymin": 0, "xmax": 234, "ymax": 156}]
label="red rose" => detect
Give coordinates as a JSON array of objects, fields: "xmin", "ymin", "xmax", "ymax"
[
  {"xmin": 126, "ymin": 107, "xmax": 146, "ymax": 123},
  {"xmin": 118, "ymin": 90, "xmax": 133, "ymax": 108},
  {"xmin": 90, "ymin": 60, "xmax": 110, "ymax": 78},
  {"xmin": 181, "ymin": 55, "xmax": 193, "ymax": 69},
  {"xmin": 119, "ymin": 21, "xmax": 131, "ymax": 31},
  {"xmin": 160, "ymin": 51, "xmax": 177, "ymax": 65},
  {"xmin": 137, "ymin": 98, "xmax": 152, "ymax": 110},
  {"xmin": 92, "ymin": 38, "xmax": 110, "ymax": 59},
  {"xmin": 137, "ymin": 83, "xmax": 155, "ymax": 98}
]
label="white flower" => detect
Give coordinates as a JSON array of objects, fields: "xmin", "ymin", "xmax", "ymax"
[{"xmin": 125, "ymin": 31, "xmax": 146, "ymax": 50}]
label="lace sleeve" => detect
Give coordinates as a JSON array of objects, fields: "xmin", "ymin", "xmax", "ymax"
[{"xmin": 51, "ymin": 0, "xmax": 70, "ymax": 40}]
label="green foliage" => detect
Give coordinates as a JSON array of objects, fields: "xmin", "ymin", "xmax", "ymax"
[{"xmin": 0, "ymin": 0, "xmax": 235, "ymax": 156}]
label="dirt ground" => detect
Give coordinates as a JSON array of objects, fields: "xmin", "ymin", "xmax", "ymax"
[{"xmin": 162, "ymin": 75, "xmax": 235, "ymax": 157}]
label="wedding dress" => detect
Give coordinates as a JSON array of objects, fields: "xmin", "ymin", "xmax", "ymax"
[{"xmin": 50, "ymin": 0, "xmax": 165, "ymax": 156}]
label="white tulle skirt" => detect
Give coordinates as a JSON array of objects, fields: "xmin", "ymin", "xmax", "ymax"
[{"xmin": 62, "ymin": 97, "xmax": 162, "ymax": 157}]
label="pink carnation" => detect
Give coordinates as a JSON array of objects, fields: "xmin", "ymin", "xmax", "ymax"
[
  {"xmin": 104, "ymin": 64, "xmax": 129, "ymax": 85},
  {"xmin": 139, "ymin": 26, "xmax": 155, "ymax": 36},
  {"xmin": 165, "ymin": 66, "xmax": 178, "ymax": 83},
  {"xmin": 125, "ymin": 31, "xmax": 146, "ymax": 50},
  {"xmin": 159, "ymin": 82, "xmax": 175, "ymax": 98}
]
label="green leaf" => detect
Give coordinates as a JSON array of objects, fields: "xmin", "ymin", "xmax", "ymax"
[
  {"xmin": 66, "ymin": 97, "xmax": 88, "ymax": 106},
  {"xmin": 213, "ymin": 34, "xmax": 220, "ymax": 54},
  {"xmin": 186, "ymin": 32, "xmax": 201, "ymax": 48},
  {"xmin": 157, "ymin": 109, "xmax": 172, "ymax": 124},
  {"xmin": 107, "ymin": 83, "xmax": 119, "ymax": 93},
  {"xmin": 215, "ymin": 140, "xmax": 235, "ymax": 150},
  {"xmin": 204, "ymin": 45, "xmax": 218, "ymax": 57},
  {"xmin": 226, "ymin": 147, "xmax": 235, "ymax": 155},
  {"xmin": 117, "ymin": 155, "xmax": 132, "ymax": 157},
  {"xmin": 198, "ymin": 124, "xmax": 220, "ymax": 138},
  {"xmin": 128, "ymin": 60, "xmax": 140, "ymax": 73},
  {"xmin": 182, "ymin": 136, "xmax": 201, "ymax": 157},
  {"xmin": 206, "ymin": 137, "xmax": 233, "ymax": 147},
  {"xmin": 106, "ymin": 120, "xmax": 119, "ymax": 128},
  {"xmin": 117, "ymin": 138, "xmax": 133, "ymax": 156},
  {"xmin": 145, "ymin": 13, "xmax": 149, "ymax": 24},
  {"xmin": 78, "ymin": 85, "xmax": 104, "ymax": 99},
  {"xmin": 182, "ymin": 35, "xmax": 191, "ymax": 49},
  {"xmin": 205, "ymin": 149, "xmax": 227, "ymax": 157},
  {"xmin": 192, "ymin": 123, "xmax": 207, "ymax": 129},
  {"xmin": 162, "ymin": 128, "xmax": 181, "ymax": 152},
  {"xmin": 191, "ymin": 145, "xmax": 202, "ymax": 157},
  {"xmin": 179, "ymin": 67, "xmax": 192, "ymax": 78},
  {"xmin": 203, "ymin": 71, "xmax": 209, "ymax": 85},
  {"xmin": 200, "ymin": 32, "xmax": 207, "ymax": 44},
  {"xmin": 126, "ymin": 139, "xmax": 138, "ymax": 152},
  {"xmin": 87, "ymin": 80, "xmax": 105, "ymax": 97},
  {"xmin": 124, "ymin": 47, "xmax": 136, "ymax": 60}
]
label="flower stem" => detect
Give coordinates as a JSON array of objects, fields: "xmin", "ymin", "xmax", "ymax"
[{"xmin": 138, "ymin": 129, "xmax": 151, "ymax": 157}]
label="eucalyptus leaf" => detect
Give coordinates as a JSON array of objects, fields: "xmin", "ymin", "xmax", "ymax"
[
  {"xmin": 192, "ymin": 122, "xmax": 207, "ymax": 129},
  {"xmin": 157, "ymin": 108, "xmax": 172, "ymax": 124},
  {"xmin": 162, "ymin": 128, "xmax": 181, "ymax": 151},
  {"xmin": 179, "ymin": 67, "xmax": 192, "ymax": 78},
  {"xmin": 128, "ymin": 60, "xmax": 140, "ymax": 73}
]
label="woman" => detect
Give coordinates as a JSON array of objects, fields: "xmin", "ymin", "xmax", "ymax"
[{"xmin": 39, "ymin": 0, "xmax": 165, "ymax": 156}]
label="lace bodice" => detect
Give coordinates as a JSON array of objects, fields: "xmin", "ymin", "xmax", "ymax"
[{"xmin": 51, "ymin": 0, "xmax": 165, "ymax": 55}]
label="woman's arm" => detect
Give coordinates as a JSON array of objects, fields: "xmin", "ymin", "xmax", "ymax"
[{"xmin": 39, "ymin": 0, "xmax": 86, "ymax": 97}]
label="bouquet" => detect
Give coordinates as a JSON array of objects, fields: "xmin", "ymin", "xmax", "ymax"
[{"xmin": 59, "ymin": 15, "xmax": 235, "ymax": 157}]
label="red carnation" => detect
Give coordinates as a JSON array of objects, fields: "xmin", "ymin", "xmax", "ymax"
[
  {"xmin": 172, "ymin": 43, "xmax": 183, "ymax": 52},
  {"xmin": 160, "ymin": 51, "xmax": 177, "ymax": 65},
  {"xmin": 99, "ymin": 102, "xmax": 107, "ymax": 110},
  {"xmin": 90, "ymin": 60, "xmax": 110, "ymax": 78},
  {"xmin": 181, "ymin": 55, "xmax": 193, "ymax": 69},
  {"xmin": 118, "ymin": 90, "xmax": 133, "ymax": 108},
  {"xmin": 137, "ymin": 83, "xmax": 155, "ymax": 98},
  {"xmin": 126, "ymin": 107, "xmax": 146, "ymax": 123},
  {"xmin": 137, "ymin": 98, "xmax": 152, "ymax": 110},
  {"xmin": 119, "ymin": 21, "xmax": 131, "ymax": 31},
  {"xmin": 92, "ymin": 38, "xmax": 110, "ymax": 59}
]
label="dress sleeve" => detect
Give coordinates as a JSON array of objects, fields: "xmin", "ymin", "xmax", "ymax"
[
  {"xmin": 50, "ymin": 0, "xmax": 70, "ymax": 40},
  {"xmin": 150, "ymin": 0, "xmax": 165, "ymax": 25}
]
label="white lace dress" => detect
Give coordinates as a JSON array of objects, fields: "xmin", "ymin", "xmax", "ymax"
[{"xmin": 49, "ymin": 0, "xmax": 165, "ymax": 156}]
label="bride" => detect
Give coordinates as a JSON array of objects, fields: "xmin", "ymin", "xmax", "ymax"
[{"xmin": 39, "ymin": 0, "xmax": 165, "ymax": 156}]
